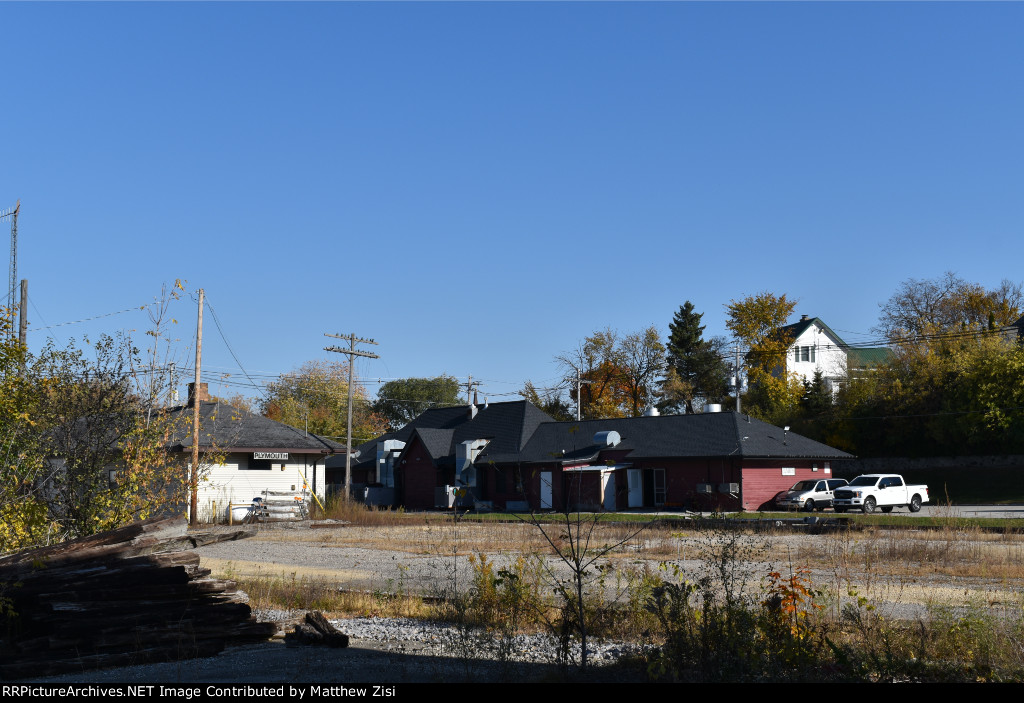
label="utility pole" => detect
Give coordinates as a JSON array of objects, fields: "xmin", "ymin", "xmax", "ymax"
[
  {"xmin": 324, "ymin": 332, "xmax": 379, "ymax": 500},
  {"xmin": 734, "ymin": 342, "xmax": 742, "ymax": 413},
  {"xmin": 575, "ymin": 369, "xmax": 594, "ymax": 421},
  {"xmin": 190, "ymin": 289, "xmax": 204, "ymax": 526},
  {"xmin": 463, "ymin": 375, "xmax": 482, "ymax": 404}
]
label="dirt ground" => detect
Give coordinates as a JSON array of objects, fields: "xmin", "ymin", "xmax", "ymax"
[{"xmin": 22, "ymin": 517, "xmax": 1024, "ymax": 683}]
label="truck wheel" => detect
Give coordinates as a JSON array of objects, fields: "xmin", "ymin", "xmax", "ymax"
[
  {"xmin": 803, "ymin": 499, "xmax": 815, "ymax": 512},
  {"xmin": 909, "ymin": 495, "xmax": 922, "ymax": 513},
  {"xmin": 880, "ymin": 506, "xmax": 893, "ymax": 513},
  {"xmin": 862, "ymin": 497, "xmax": 876, "ymax": 514}
]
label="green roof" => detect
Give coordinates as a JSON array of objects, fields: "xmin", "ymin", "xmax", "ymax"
[{"xmin": 847, "ymin": 347, "xmax": 892, "ymax": 368}]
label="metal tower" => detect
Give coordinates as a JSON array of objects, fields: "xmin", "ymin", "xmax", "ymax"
[{"xmin": 0, "ymin": 201, "xmax": 18, "ymax": 334}]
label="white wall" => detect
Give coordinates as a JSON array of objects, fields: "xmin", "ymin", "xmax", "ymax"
[
  {"xmin": 788, "ymin": 323, "xmax": 847, "ymax": 392},
  {"xmin": 193, "ymin": 452, "xmax": 326, "ymax": 523}
]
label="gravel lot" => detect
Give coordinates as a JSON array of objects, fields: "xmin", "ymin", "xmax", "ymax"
[{"xmin": 23, "ymin": 515, "xmax": 1024, "ymax": 683}]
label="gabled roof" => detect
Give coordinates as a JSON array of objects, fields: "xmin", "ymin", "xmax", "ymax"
[
  {"xmin": 778, "ymin": 316, "xmax": 848, "ymax": 349},
  {"xmin": 352, "ymin": 399, "xmax": 851, "ymax": 470},
  {"xmin": 345, "ymin": 400, "xmax": 556, "ymax": 469},
  {"xmin": 165, "ymin": 401, "xmax": 343, "ymax": 454},
  {"xmin": 411, "ymin": 427, "xmax": 456, "ymax": 460}
]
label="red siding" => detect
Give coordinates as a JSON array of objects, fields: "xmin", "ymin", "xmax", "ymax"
[
  {"xmin": 398, "ymin": 439, "xmax": 437, "ymax": 510},
  {"xmin": 741, "ymin": 461, "xmax": 833, "ymax": 511}
]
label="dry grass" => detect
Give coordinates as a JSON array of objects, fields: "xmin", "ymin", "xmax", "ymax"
[
  {"xmin": 235, "ymin": 572, "xmax": 434, "ymax": 620},
  {"xmin": 796, "ymin": 525, "xmax": 1024, "ymax": 581}
]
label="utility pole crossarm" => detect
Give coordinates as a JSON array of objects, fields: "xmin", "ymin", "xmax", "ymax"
[
  {"xmin": 323, "ymin": 345, "xmax": 379, "ymax": 359},
  {"xmin": 323, "ymin": 331, "xmax": 380, "ymax": 502}
]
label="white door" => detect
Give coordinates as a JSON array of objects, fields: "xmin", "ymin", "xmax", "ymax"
[
  {"xmin": 627, "ymin": 469, "xmax": 642, "ymax": 508},
  {"xmin": 540, "ymin": 471, "xmax": 553, "ymax": 509},
  {"xmin": 602, "ymin": 472, "xmax": 616, "ymax": 511}
]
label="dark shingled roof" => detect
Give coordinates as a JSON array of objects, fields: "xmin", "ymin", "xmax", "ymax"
[
  {"xmin": 342, "ymin": 400, "xmax": 556, "ymax": 470},
  {"xmin": 348, "ymin": 400, "xmax": 852, "ymax": 470},
  {"xmin": 516, "ymin": 412, "xmax": 851, "ymax": 463},
  {"xmin": 165, "ymin": 401, "xmax": 343, "ymax": 454},
  {"xmin": 778, "ymin": 317, "xmax": 848, "ymax": 348}
]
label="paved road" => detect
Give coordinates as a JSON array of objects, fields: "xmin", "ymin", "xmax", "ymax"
[{"xmin": 904, "ymin": 503, "xmax": 1024, "ymax": 519}]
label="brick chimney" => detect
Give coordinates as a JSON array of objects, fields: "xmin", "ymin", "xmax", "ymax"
[{"xmin": 187, "ymin": 382, "xmax": 210, "ymax": 406}]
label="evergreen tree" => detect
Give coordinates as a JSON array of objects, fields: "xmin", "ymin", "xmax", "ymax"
[{"xmin": 662, "ymin": 302, "xmax": 729, "ymax": 414}]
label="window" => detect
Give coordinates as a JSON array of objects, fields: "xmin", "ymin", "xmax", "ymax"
[
  {"xmin": 242, "ymin": 457, "xmax": 273, "ymax": 471},
  {"xmin": 795, "ymin": 346, "xmax": 817, "ymax": 362}
]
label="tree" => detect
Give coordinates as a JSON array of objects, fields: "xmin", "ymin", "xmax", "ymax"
[
  {"xmin": 519, "ymin": 380, "xmax": 574, "ymax": 421},
  {"xmin": 210, "ymin": 392, "xmax": 256, "ymax": 414},
  {"xmin": 800, "ymin": 369, "xmax": 833, "ymax": 416},
  {"xmin": 620, "ymin": 327, "xmax": 666, "ymax": 417},
  {"xmin": 662, "ymin": 302, "xmax": 730, "ymax": 414},
  {"xmin": 373, "ymin": 375, "xmax": 462, "ymax": 430},
  {"xmin": 725, "ymin": 292, "xmax": 802, "ymax": 422},
  {"xmin": 557, "ymin": 328, "xmax": 628, "ymax": 420},
  {"xmin": 260, "ymin": 360, "xmax": 386, "ymax": 444},
  {"xmin": 875, "ymin": 272, "xmax": 1023, "ymax": 342},
  {"xmin": 830, "ymin": 322, "xmax": 1024, "ymax": 456},
  {"xmin": 557, "ymin": 326, "xmax": 665, "ymax": 419}
]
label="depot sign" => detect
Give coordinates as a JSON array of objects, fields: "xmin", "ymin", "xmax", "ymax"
[{"xmin": 253, "ymin": 452, "xmax": 289, "ymax": 461}]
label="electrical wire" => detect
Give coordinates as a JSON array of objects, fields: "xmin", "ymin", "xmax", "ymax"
[{"xmin": 204, "ymin": 298, "xmax": 268, "ymax": 400}]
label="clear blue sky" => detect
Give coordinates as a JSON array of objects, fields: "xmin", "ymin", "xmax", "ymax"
[{"xmin": 2, "ymin": 2, "xmax": 1022, "ymax": 406}]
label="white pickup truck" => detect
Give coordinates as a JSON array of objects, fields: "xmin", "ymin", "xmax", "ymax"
[{"xmin": 832, "ymin": 474, "xmax": 930, "ymax": 514}]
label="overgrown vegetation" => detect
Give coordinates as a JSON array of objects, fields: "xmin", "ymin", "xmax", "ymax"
[
  {"xmin": 0, "ymin": 286, "xmax": 201, "ymax": 552},
  {"xmin": 224, "ymin": 516, "xmax": 1024, "ymax": 681}
]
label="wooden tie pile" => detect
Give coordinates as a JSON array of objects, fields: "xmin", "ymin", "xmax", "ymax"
[{"xmin": 0, "ymin": 517, "xmax": 277, "ymax": 678}]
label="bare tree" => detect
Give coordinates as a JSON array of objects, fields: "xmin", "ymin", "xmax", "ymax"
[{"xmin": 875, "ymin": 272, "xmax": 1024, "ymax": 341}]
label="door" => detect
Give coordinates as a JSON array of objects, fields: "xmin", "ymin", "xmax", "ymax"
[
  {"xmin": 602, "ymin": 472, "xmax": 616, "ymax": 511},
  {"xmin": 540, "ymin": 471, "xmax": 553, "ymax": 509},
  {"xmin": 652, "ymin": 468, "xmax": 666, "ymax": 507},
  {"xmin": 627, "ymin": 469, "xmax": 642, "ymax": 508}
]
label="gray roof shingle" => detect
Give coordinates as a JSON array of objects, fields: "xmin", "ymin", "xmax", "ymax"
[{"xmin": 165, "ymin": 401, "xmax": 343, "ymax": 454}]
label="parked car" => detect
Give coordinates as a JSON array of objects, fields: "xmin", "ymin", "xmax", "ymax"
[
  {"xmin": 774, "ymin": 478, "xmax": 849, "ymax": 512},
  {"xmin": 832, "ymin": 474, "xmax": 930, "ymax": 513}
]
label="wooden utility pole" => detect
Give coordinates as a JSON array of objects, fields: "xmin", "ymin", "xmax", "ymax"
[
  {"xmin": 324, "ymin": 332, "xmax": 379, "ymax": 500},
  {"xmin": 734, "ymin": 342, "xmax": 741, "ymax": 413},
  {"xmin": 190, "ymin": 289, "xmax": 204, "ymax": 526},
  {"xmin": 463, "ymin": 375, "xmax": 481, "ymax": 404}
]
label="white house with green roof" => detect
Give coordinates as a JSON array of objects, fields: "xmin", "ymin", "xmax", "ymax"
[
  {"xmin": 778, "ymin": 315, "xmax": 891, "ymax": 392},
  {"xmin": 777, "ymin": 315, "xmax": 850, "ymax": 393}
]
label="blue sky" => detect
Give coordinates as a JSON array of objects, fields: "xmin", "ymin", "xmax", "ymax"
[{"xmin": 2, "ymin": 2, "xmax": 1022, "ymax": 406}]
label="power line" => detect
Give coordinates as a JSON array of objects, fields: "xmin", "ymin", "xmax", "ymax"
[{"xmin": 205, "ymin": 298, "xmax": 267, "ymax": 400}]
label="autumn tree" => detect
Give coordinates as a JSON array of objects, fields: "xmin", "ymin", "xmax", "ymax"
[
  {"xmin": 875, "ymin": 272, "xmax": 1023, "ymax": 341},
  {"xmin": 830, "ymin": 329, "xmax": 1023, "ymax": 456},
  {"xmin": 620, "ymin": 327, "xmax": 666, "ymax": 417},
  {"xmin": 260, "ymin": 360, "xmax": 386, "ymax": 445},
  {"xmin": 373, "ymin": 375, "xmax": 462, "ymax": 430},
  {"xmin": 557, "ymin": 326, "xmax": 665, "ymax": 419},
  {"xmin": 0, "ymin": 309, "xmax": 51, "ymax": 550},
  {"xmin": 725, "ymin": 292, "xmax": 802, "ymax": 422},
  {"xmin": 210, "ymin": 392, "xmax": 256, "ymax": 414},
  {"xmin": 661, "ymin": 302, "xmax": 730, "ymax": 414},
  {"xmin": 519, "ymin": 380, "xmax": 575, "ymax": 421}
]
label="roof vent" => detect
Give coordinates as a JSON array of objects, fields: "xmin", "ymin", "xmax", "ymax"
[
  {"xmin": 593, "ymin": 430, "xmax": 621, "ymax": 447},
  {"xmin": 644, "ymin": 406, "xmax": 660, "ymax": 417},
  {"xmin": 468, "ymin": 404, "xmax": 478, "ymax": 420},
  {"xmin": 704, "ymin": 403, "xmax": 722, "ymax": 413},
  {"xmin": 800, "ymin": 314, "xmax": 809, "ymax": 321}
]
